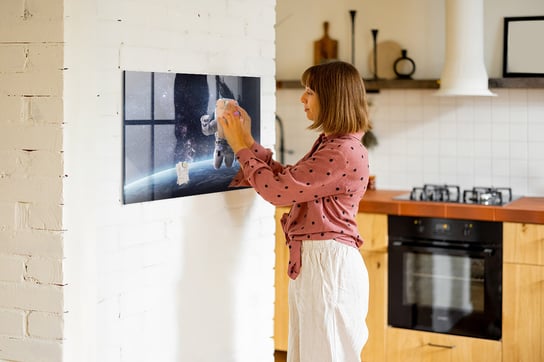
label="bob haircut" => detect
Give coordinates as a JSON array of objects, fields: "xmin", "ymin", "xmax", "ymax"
[{"xmin": 301, "ymin": 61, "xmax": 370, "ymax": 135}]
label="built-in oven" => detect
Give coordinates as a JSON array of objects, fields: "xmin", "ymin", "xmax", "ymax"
[{"xmin": 388, "ymin": 215, "xmax": 502, "ymax": 340}]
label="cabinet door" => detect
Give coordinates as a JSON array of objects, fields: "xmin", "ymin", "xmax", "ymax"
[
  {"xmin": 274, "ymin": 207, "xmax": 290, "ymax": 351},
  {"xmin": 357, "ymin": 213, "xmax": 388, "ymax": 251},
  {"xmin": 386, "ymin": 327, "xmax": 501, "ymax": 362},
  {"xmin": 360, "ymin": 250, "xmax": 387, "ymax": 362},
  {"xmin": 358, "ymin": 213, "xmax": 388, "ymax": 361},
  {"xmin": 386, "ymin": 328, "xmax": 453, "ymax": 362},
  {"xmin": 503, "ymin": 263, "xmax": 544, "ymax": 361},
  {"xmin": 504, "ymin": 222, "xmax": 544, "ymax": 265}
]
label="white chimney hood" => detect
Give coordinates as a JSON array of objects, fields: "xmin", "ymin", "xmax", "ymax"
[{"xmin": 435, "ymin": 0, "xmax": 496, "ymax": 96}]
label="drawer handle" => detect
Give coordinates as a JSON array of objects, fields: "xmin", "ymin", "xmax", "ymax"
[{"xmin": 427, "ymin": 343, "xmax": 455, "ymax": 349}]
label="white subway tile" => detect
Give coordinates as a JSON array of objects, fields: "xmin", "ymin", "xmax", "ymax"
[{"xmin": 527, "ymin": 177, "xmax": 544, "ymax": 195}]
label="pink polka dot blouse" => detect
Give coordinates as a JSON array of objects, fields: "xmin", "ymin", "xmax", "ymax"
[{"xmin": 230, "ymin": 132, "xmax": 369, "ymax": 280}]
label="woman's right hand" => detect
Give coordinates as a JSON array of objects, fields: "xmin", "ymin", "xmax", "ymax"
[{"xmin": 218, "ymin": 103, "xmax": 254, "ymax": 153}]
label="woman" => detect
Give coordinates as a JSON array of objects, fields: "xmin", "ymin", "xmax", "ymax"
[{"xmin": 219, "ymin": 61, "xmax": 371, "ymax": 362}]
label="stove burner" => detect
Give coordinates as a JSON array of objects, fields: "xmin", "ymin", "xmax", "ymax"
[
  {"xmin": 403, "ymin": 185, "xmax": 515, "ymax": 205},
  {"xmin": 463, "ymin": 187, "xmax": 513, "ymax": 206},
  {"xmin": 410, "ymin": 184, "xmax": 461, "ymax": 202}
]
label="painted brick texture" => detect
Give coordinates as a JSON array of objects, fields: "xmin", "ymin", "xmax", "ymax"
[
  {"xmin": 0, "ymin": 0, "xmax": 65, "ymax": 361},
  {"xmin": 2, "ymin": 1, "xmax": 277, "ymax": 362}
]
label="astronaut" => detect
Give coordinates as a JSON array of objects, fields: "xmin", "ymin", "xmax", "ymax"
[{"xmin": 200, "ymin": 99, "xmax": 237, "ymax": 169}]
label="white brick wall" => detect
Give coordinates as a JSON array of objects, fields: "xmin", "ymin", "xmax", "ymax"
[
  {"xmin": 2, "ymin": 0, "xmax": 277, "ymax": 362},
  {"xmin": 0, "ymin": 0, "xmax": 65, "ymax": 360}
]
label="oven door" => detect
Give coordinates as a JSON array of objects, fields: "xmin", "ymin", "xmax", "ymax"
[{"xmin": 388, "ymin": 240, "xmax": 502, "ymax": 340}]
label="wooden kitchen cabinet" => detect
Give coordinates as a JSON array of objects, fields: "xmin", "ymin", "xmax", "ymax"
[
  {"xmin": 356, "ymin": 213, "xmax": 388, "ymax": 362},
  {"xmin": 503, "ymin": 222, "xmax": 544, "ymax": 265},
  {"xmin": 502, "ymin": 222, "xmax": 544, "ymax": 361},
  {"xmin": 274, "ymin": 207, "xmax": 290, "ymax": 351},
  {"xmin": 386, "ymin": 327, "xmax": 502, "ymax": 362}
]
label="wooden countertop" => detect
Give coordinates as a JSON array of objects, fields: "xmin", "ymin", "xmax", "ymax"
[{"xmin": 358, "ymin": 190, "xmax": 544, "ymax": 224}]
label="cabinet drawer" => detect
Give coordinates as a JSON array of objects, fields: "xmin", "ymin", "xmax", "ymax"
[
  {"xmin": 386, "ymin": 327, "xmax": 501, "ymax": 362},
  {"xmin": 504, "ymin": 222, "xmax": 544, "ymax": 265}
]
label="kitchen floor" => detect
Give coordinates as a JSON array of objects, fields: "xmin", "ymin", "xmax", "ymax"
[{"xmin": 275, "ymin": 350, "xmax": 287, "ymax": 362}]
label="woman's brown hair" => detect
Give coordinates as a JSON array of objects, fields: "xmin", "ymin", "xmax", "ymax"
[{"xmin": 301, "ymin": 61, "xmax": 370, "ymax": 134}]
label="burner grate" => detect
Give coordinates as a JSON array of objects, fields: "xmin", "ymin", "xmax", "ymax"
[
  {"xmin": 410, "ymin": 184, "xmax": 461, "ymax": 202},
  {"xmin": 463, "ymin": 187, "xmax": 513, "ymax": 206},
  {"xmin": 405, "ymin": 185, "xmax": 514, "ymax": 205}
]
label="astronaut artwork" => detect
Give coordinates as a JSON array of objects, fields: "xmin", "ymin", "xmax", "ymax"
[
  {"xmin": 122, "ymin": 70, "xmax": 260, "ymax": 204},
  {"xmin": 200, "ymin": 98, "xmax": 237, "ymax": 169}
]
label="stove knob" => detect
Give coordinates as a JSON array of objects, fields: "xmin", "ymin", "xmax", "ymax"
[{"xmin": 463, "ymin": 223, "xmax": 473, "ymax": 237}]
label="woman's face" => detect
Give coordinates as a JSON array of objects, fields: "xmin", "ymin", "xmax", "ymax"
[{"xmin": 300, "ymin": 86, "xmax": 320, "ymax": 121}]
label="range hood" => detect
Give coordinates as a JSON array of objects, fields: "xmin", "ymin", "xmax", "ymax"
[{"xmin": 435, "ymin": 0, "xmax": 496, "ymax": 96}]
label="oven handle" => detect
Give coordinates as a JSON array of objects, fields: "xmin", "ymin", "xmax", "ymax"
[{"xmin": 390, "ymin": 240, "xmax": 496, "ymax": 256}]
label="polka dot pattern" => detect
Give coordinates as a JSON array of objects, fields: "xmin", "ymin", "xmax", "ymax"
[{"xmin": 230, "ymin": 132, "xmax": 369, "ymax": 279}]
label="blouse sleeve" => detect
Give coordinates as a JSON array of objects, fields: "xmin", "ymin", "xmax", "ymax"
[
  {"xmin": 229, "ymin": 142, "xmax": 286, "ymax": 187},
  {"xmin": 232, "ymin": 144, "xmax": 356, "ymax": 206}
]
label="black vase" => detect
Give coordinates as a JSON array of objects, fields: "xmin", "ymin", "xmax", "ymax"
[{"xmin": 393, "ymin": 49, "xmax": 416, "ymax": 79}]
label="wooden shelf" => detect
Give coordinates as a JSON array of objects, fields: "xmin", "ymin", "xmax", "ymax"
[
  {"xmin": 489, "ymin": 77, "xmax": 544, "ymax": 88},
  {"xmin": 276, "ymin": 77, "xmax": 544, "ymax": 92},
  {"xmin": 364, "ymin": 79, "xmax": 438, "ymax": 92}
]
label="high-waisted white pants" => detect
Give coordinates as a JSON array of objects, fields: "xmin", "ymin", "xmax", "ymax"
[{"xmin": 287, "ymin": 240, "xmax": 369, "ymax": 362}]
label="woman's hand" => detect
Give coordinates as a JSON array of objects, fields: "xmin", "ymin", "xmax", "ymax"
[{"xmin": 217, "ymin": 103, "xmax": 254, "ymax": 153}]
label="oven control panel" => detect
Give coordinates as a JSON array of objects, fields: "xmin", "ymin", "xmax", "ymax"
[{"xmin": 388, "ymin": 215, "xmax": 501, "ymax": 245}]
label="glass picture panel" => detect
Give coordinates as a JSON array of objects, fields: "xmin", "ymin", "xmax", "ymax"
[{"xmin": 122, "ymin": 71, "xmax": 261, "ymax": 204}]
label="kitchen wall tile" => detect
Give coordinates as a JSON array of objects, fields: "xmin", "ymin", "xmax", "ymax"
[
  {"xmin": 528, "ymin": 177, "xmax": 544, "ymax": 195},
  {"xmin": 509, "ymin": 176, "xmax": 528, "ymax": 196},
  {"xmin": 457, "ymin": 140, "xmax": 475, "ymax": 158},
  {"xmin": 474, "ymin": 121, "xmax": 493, "ymax": 141},
  {"xmin": 439, "ymin": 157, "xmax": 458, "ymax": 178},
  {"xmin": 474, "ymin": 140, "xmax": 492, "ymax": 158},
  {"xmin": 277, "ymin": 87, "xmax": 544, "ymax": 196},
  {"xmin": 456, "ymin": 156, "xmax": 474, "ymax": 176},
  {"xmin": 492, "ymin": 140, "xmax": 510, "ymax": 159},
  {"xmin": 492, "ymin": 157, "xmax": 510, "ymax": 176},
  {"xmin": 473, "ymin": 97, "xmax": 493, "ymax": 122},
  {"xmin": 491, "ymin": 90, "xmax": 510, "ymax": 123},
  {"xmin": 439, "ymin": 115, "xmax": 458, "ymax": 139},
  {"xmin": 492, "ymin": 175, "xmax": 510, "ymax": 189},
  {"xmin": 492, "ymin": 122, "xmax": 510, "ymax": 141},
  {"xmin": 508, "ymin": 122, "xmax": 528, "ymax": 142},
  {"xmin": 528, "ymin": 122, "xmax": 544, "ymax": 142},
  {"xmin": 509, "ymin": 141, "xmax": 528, "ymax": 160},
  {"xmin": 455, "ymin": 97, "xmax": 475, "ymax": 121}
]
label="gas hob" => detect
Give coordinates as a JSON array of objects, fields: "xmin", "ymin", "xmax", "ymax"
[{"xmin": 394, "ymin": 184, "xmax": 520, "ymax": 206}]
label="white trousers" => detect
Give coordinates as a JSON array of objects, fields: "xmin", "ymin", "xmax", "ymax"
[{"xmin": 287, "ymin": 240, "xmax": 369, "ymax": 362}]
